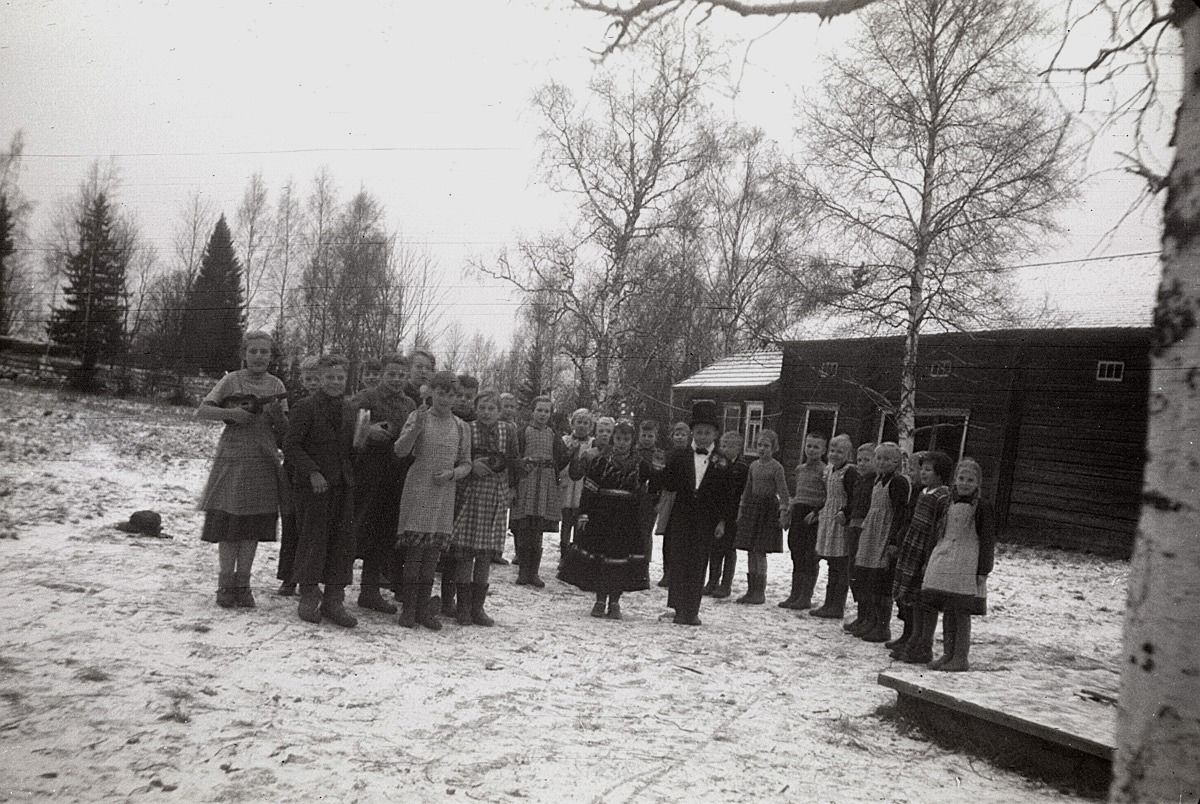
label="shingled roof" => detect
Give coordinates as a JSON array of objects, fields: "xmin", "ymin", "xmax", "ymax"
[{"xmin": 673, "ymin": 351, "xmax": 783, "ymax": 389}]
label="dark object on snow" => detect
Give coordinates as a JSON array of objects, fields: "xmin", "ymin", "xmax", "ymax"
[{"xmin": 115, "ymin": 510, "xmax": 167, "ymax": 538}]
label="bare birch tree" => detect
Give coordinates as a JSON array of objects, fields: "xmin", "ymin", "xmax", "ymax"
[
  {"xmin": 267, "ymin": 178, "xmax": 304, "ymax": 345},
  {"xmin": 797, "ymin": 0, "xmax": 1075, "ymax": 451},
  {"xmin": 576, "ymin": 1, "xmax": 1199, "ymax": 800},
  {"xmin": 235, "ymin": 172, "xmax": 272, "ymax": 330},
  {"xmin": 486, "ymin": 28, "xmax": 719, "ymax": 398}
]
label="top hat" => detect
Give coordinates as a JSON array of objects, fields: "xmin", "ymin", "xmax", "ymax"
[
  {"xmin": 115, "ymin": 510, "xmax": 164, "ymax": 538},
  {"xmin": 689, "ymin": 399, "xmax": 721, "ymax": 430}
]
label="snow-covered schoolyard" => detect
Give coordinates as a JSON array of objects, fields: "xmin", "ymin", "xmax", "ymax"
[{"xmin": 0, "ymin": 384, "xmax": 1126, "ymax": 802}]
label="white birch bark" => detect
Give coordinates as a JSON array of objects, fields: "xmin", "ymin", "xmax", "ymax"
[{"xmin": 1112, "ymin": 4, "xmax": 1200, "ymax": 800}]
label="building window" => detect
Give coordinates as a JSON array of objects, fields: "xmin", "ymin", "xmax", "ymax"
[
  {"xmin": 1096, "ymin": 360, "xmax": 1125, "ymax": 382},
  {"xmin": 722, "ymin": 403, "xmax": 741, "ymax": 435},
  {"xmin": 819, "ymin": 361, "xmax": 838, "ymax": 378},
  {"xmin": 743, "ymin": 402, "xmax": 765, "ymax": 455},
  {"xmin": 929, "ymin": 360, "xmax": 951, "ymax": 378},
  {"xmin": 803, "ymin": 404, "xmax": 839, "ymax": 447},
  {"xmin": 877, "ymin": 408, "xmax": 970, "ymax": 461}
]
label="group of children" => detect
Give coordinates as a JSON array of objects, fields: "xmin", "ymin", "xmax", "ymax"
[{"xmin": 196, "ymin": 334, "xmax": 994, "ymax": 670}]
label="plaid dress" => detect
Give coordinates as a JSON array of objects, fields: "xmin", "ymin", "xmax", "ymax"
[
  {"xmin": 512, "ymin": 425, "xmax": 564, "ymax": 530},
  {"xmin": 891, "ymin": 485, "xmax": 950, "ymax": 605},
  {"xmin": 452, "ymin": 420, "xmax": 517, "ymax": 556}
]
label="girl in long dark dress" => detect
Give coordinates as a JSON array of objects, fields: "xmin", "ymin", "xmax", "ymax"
[{"xmin": 558, "ymin": 422, "xmax": 654, "ymax": 620}]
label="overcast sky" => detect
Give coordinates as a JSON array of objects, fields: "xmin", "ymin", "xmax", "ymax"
[{"xmin": 0, "ymin": 0, "xmax": 1173, "ymax": 348}]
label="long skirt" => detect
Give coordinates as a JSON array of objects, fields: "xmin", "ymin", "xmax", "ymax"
[{"xmin": 558, "ymin": 491, "xmax": 650, "ymax": 593}]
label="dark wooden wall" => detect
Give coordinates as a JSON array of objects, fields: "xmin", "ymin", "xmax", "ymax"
[{"xmin": 771, "ymin": 328, "xmax": 1148, "ymax": 556}]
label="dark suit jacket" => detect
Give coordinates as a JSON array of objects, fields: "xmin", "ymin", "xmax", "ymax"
[
  {"xmin": 284, "ymin": 392, "xmax": 356, "ymax": 488},
  {"xmin": 658, "ymin": 445, "xmax": 736, "ymax": 614}
]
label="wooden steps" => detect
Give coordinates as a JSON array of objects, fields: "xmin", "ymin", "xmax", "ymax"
[{"xmin": 878, "ymin": 666, "xmax": 1118, "ymax": 794}]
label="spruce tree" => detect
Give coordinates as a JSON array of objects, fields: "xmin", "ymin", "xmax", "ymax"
[
  {"xmin": 180, "ymin": 215, "xmax": 244, "ymax": 375},
  {"xmin": 0, "ymin": 194, "xmax": 14, "ymax": 336},
  {"xmin": 48, "ymin": 192, "xmax": 129, "ymax": 387}
]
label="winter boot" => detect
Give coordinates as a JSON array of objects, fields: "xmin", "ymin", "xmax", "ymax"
[
  {"xmin": 297, "ymin": 584, "xmax": 322, "ymax": 623},
  {"xmin": 860, "ymin": 595, "xmax": 892, "ymax": 643},
  {"xmin": 929, "ymin": 611, "xmax": 956, "ymax": 669},
  {"xmin": 440, "ymin": 575, "xmax": 457, "ymax": 618},
  {"xmin": 794, "ymin": 569, "xmax": 817, "ymax": 610},
  {"xmin": 526, "ymin": 542, "xmax": 546, "ymax": 589},
  {"xmin": 397, "ymin": 584, "xmax": 419, "ymax": 629},
  {"xmin": 849, "ymin": 594, "xmax": 876, "ymax": 637},
  {"xmin": 233, "ymin": 572, "xmax": 255, "ymax": 608},
  {"xmin": 515, "ymin": 534, "xmax": 532, "ymax": 586},
  {"xmin": 777, "ymin": 566, "xmax": 802, "ymax": 608},
  {"xmin": 606, "ymin": 592, "xmax": 622, "ymax": 621},
  {"xmin": 358, "ymin": 585, "xmax": 398, "ymax": 614},
  {"xmin": 591, "ymin": 593, "xmax": 607, "ymax": 618},
  {"xmin": 455, "ymin": 583, "xmax": 474, "ymax": 626},
  {"xmin": 738, "ymin": 574, "xmax": 766, "ymax": 605},
  {"xmin": 886, "ymin": 605, "xmax": 914, "ymax": 653},
  {"xmin": 811, "ymin": 559, "xmax": 847, "ymax": 618},
  {"xmin": 276, "ymin": 581, "xmax": 296, "ymax": 597},
  {"xmin": 319, "ymin": 585, "xmax": 358, "ymax": 628},
  {"xmin": 702, "ymin": 561, "xmax": 720, "ymax": 596},
  {"xmin": 900, "ymin": 606, "xmax": 937, "ymax": 664},
  {"xmin": 216, "ymin": 572, "xmax": 236, "ymax": 609},
  {"xmin": 937, "ymin": 613, "xmax": 971, "ymax": 672},
  {"xmin": 713, "ymin": 553, "xmax": 736, "ymax": 599},
  {"xmin": 843, "ymin": 586, "xmax": 866, "ymax": 632},
  {"xmin": 471, "ymin": 583, "xmax": 495, "ymax": 627},
  {"xmin": 416, "ymin": 582, "xmax": 442, "ymax": 631}
]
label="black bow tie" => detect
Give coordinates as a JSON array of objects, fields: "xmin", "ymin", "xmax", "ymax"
[{"xmin": 695, "ymin": 448, "xmax": 709, "ymax": 456}]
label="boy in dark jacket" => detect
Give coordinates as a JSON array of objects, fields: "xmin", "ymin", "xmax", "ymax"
[{"xmin": 284, "ymin": 354, "xmax": 358, "ymax": 627}]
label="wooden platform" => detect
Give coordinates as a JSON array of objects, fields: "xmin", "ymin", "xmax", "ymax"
[{"xmin": 878, "ymin": 667, "xmax": 1118, "ymax": 793}]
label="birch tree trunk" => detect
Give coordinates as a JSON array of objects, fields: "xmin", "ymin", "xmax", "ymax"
[{"xmin": 1111, "ymin": 3, "xmax": 1200, "ymax": 800}]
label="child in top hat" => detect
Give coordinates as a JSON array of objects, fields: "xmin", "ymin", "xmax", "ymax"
[{"xmin": 656, "ymin": 400, "xmax": 736, "ymax": 626}]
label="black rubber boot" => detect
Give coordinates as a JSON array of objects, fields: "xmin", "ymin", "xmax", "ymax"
[
  {"xmin": 456, "ymin": 583, "xmax": 474, "ymax": 626},
  {"xmin": 441, "ymin": 573, "xmax": 457, "ymax": 618},
  {"xmin": 900, "ymin": 606, "xmax": 937, "ymax": 664},
  {"xmin": 398, "ymin": 583, "xmax": 418, "ymax": 629},
  {"xmin": 860, "ymin": 595, "xmax": 892, "ymax": 643},
  {"xmin": 297, "ymin": 584, "xmax": 322, "ymax": 623},
  {"xmin": 936, "ymin": 613, "xmax": 971, "ymax": 671},
  {"xmin": 358, "ymin": 585, "xmax": 398, "ymax": 614},
  {"xmin": 713, "ymin": 552, "xmax": 735, "ymax": 598},
  {"xmin": 811, "ymin": 558, "xmax": 848, "ymax": 618},
  {"xmin": 702, "ymin": 561, "xmax": 721, "ymax": 596},
  {"xmin": 471, "ymin": 583, "xmax": 495, "ymax": 627},
  {"xmin": 849, "ymin": 593, "xmax": 876, "ymax": 637},
  {"xmin": 417, "ymin": 582, "xmax": 442, "ymax": 631},
  {"xmin": 527, "ymin": 541, "xmax": 546, "ymax": 589},
  {"xmin": 591, "ymin": 594, "xmax": 607, "ymax": 617},
  {"xmin": 794, "ymin": 570, "xmax": 816, "ymax": 610},
  {"xmin": 886, "ymin": 605, "xmax": 914, "ymax": 653},
  {"xmin": 777, "ymin": 566, "xmax": 803, "ymax": 609},
  {"xmin": 319, "ymin": 585, "xmax": 358, "ymax": 628}
]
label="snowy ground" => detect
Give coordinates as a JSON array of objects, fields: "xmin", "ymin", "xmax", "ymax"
[{"xmin": 0, "ymin": 384, "xmax": 1127, "ymax": 803}]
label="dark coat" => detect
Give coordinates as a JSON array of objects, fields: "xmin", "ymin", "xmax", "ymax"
[
  {"xmin": 658, "ymin": 445, "xmax": 736, "ymax": 618},
  {"xmin": 284, "ymin": 392, "xmax": 356, "ymax": 488}
]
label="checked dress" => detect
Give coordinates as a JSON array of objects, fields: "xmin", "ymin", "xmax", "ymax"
[
  {"xmin": 452, "ymin": 419, "xmax": 519, "ymax": 558},
  {"xmin": 891, "ymin": 484, "xmax": 950, "ymax": 606}
]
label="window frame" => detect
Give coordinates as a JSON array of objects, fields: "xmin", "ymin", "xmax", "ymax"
[
  {"xmin": 743, "ymin": 401, "xmax": 765, "ymax": 456},
  {"xmin": 1096, "ymin": 360, "xmax": 1125, "ymax": 382}
]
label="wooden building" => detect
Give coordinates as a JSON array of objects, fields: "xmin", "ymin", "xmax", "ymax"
[{"xmin": 672, "ymin": 327, "xmax": 1150, "ymax": 557}]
